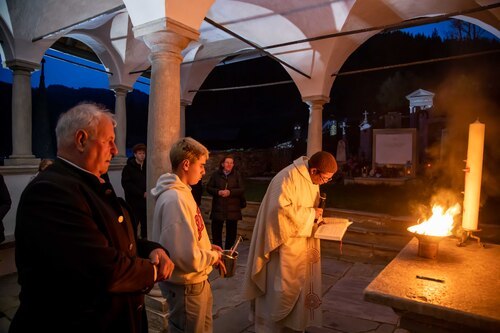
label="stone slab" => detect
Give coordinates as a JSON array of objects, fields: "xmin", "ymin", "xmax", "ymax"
[{"xmin": 364, "ymin": 237, "xmax": 500, "ymax": 331}]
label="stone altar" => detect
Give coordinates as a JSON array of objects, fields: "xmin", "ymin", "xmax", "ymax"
[{"xmin": 364, "ymin": 237, "xmax": 500, "ymax": 332}]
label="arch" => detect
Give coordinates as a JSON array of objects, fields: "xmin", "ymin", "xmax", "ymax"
[
  {"xmin": 0, "ymin": 16, "xmax": 15, "ymax": 65},
  {"xmin": 184, "ymin": 0, "xmax": 314, "ymax": 101},
  {"xmin": 181, "ymin": 41, "xmax": 257, "ymax": 102},
  {"xmin": 455, "ymin": 15, "xmax": 500, "ymax": 38},
  {"xmin": 62, "ymin": 12, "xmax": 149, "ymax": 89}
]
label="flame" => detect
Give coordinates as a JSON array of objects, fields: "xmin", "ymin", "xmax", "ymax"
[{"xmin": 408, "ymin": 203, "xmax": 461, "ymax": 236}]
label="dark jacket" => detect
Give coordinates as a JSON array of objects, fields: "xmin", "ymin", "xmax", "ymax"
[
  {"xmin": 191, "ymin": 179, "xmax": 203, "ymax": 207},
  {"xmin": 10, "ymin": 159, "xmax": 161, "ymax": 333},
  {"xmin": 206, "ymin": 169, "xmax": 244, "ymax": 221},
  {"xmin": 121, "ymin": 157, "xmax": 147, "ymax": 223},
  {"xmin": 0, "ymin": 174, "xmax": 11, "ymax": 243}
]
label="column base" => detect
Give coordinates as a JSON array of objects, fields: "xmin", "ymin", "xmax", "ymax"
[
  {"xmin": 4, "ymin": 156, "xmax": 40, "ymax": 166},
  {"xmin": 111, "ymin": 156, "xmax": 128, "ymax": 165},
  {"xmin": 145, "ymin": 284, "xmax": 169, "ymax": 332}
]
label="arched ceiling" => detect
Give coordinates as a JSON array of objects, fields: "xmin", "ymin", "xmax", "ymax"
[{"xmin": 0, "ymin": 0, "xmax": 498, "ymax": 100}]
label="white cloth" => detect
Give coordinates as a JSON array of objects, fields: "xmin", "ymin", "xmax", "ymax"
[
  {"xmin": 151, "ymin": 173, "xmax": 218, "ymax": 285},
  {"xmin": 243, "ymin": 157, "xmax": 322, "ymax": 331}
]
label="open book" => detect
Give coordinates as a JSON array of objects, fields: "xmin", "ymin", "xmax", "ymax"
[{"xmin": 314, "ymin": 217, "xmax": 353, "ymax": 241}]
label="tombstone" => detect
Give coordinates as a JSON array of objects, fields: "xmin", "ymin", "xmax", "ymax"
[
  {"xmin": 406, "ymin": 89, "xmax": 434, "ymax": 163},
  {"xmin": 373, "ymin": 128, "xmax": 417, "ymax": 177},
  {"xmin": 339, "ymin": 120, "xmax": 349, "ymax": 140},
  {"xmin": 359, "ymin": 111, "xmax": 372, "ymax": 163},
  {"xmin": 336, "ymin": 139, "xmax": 347, "ymax": 163},
  {"xmin": 329, "ymin": 120, "xmax": 337, "ymax": 136},
  {"xmin": 406, "ymin": 89, "xmax": 434, "ymax": 128},
  {"xmin": 336, "ymin": 120, "xmax": 349, "ymax": 163}
]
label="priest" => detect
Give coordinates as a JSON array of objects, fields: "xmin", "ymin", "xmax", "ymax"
[{"xmin": 243, "ymin": 151, "xmax": 338, "ymax": 332}]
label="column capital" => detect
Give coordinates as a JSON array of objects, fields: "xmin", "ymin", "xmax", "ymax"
[
  {"xmin": 142, "ymin": 31, "xmax": 193, "ymax": 60},
  {"xmin": 6, "ymin": 59, "xmax": 40, "ymax": 72},
  {"xmin": 302, "ymin": 95, "xmax": 330, "ymax": 106},
  {"xmin": 180, "ymin": 98, "xmax": 192, "ymax": 107},
  {"xmin": 133, "ymin": 17, "xmax": 199, "ymax": 45},
  {"xmin": 110, "ymin": 85, "xmax": 133, "ymax": 95}
]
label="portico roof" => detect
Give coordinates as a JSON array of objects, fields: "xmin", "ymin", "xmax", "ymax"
[{"xmin": 1, "ymin": 1, "xmax": 498, "ymax": 100}]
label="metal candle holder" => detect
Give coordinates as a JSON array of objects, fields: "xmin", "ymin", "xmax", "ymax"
[
  {"xmin": 407, "ymin": 227, "xmax": 450, "ymax": 259},
  {"xmin": 457, "ymin": 228, "xmax": 483, "ymax": 247}
]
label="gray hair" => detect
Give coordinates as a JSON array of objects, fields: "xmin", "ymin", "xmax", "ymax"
[
  {"xmin": 170, "ymin": 137, "xmax": 209, "ymax": 170},
  {"xmin": 56, "ymin": 102, "xmax": 116, "ymax": 148}
]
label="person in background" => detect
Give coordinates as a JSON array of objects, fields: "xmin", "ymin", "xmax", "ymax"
[
  {"xmin": 151, "ymin": 137, "xmax": 225, "ymax": 333},
  {"xmin": 243, "ymin": 151, "xmax": 338, "ymax": 333},
  {"xmin": 10, "ymin": 102, "xmax": 174, "ymax": 333},
  {"xmin": 191, "ymin": 179, "xmax": 203, "ymax": 207},
  {"xmin": 206, "ymin": 155, "xmax": 245, "ymax": 250},
  {"xmin": 0, "ymin": 174, "xmax": 11, "ymax": 244},
  {"xmin": 122, "ymin": 143, "xmax": 147, "ymax": 239}
]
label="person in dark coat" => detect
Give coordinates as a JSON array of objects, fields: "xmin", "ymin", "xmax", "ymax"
[
  {"xmin": 10, "ymin": 103, "xmax": 174, "ymax": 333},
  {"xmin": 122, "ymin": 143, "xmax": 147, "ymax": 239},
  {"xmin": 206, "ymin": 155, "xmax": 245, "ymax": 249},
  {"xmin": 191, "ymin": 179, "xmax": 203, "ymax": 207},
  {"xmin": 0, "ymin": 174, "xmax": 11, "ymax": 244}
]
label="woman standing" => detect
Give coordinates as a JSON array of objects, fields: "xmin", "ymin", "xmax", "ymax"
[{"xmin": 206, "ymin": 155, "xmax": 245, "ymax": 249}]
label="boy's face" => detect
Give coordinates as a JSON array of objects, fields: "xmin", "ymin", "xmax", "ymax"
[
  {"xmin": 134, "ymin": 150, "xmax": 146, "ymax": 163},
  {"xmin": 187, "ymin": 155, "xmax": 207, "ymax": 186}
]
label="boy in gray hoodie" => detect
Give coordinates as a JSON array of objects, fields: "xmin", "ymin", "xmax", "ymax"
[{"xmin": 151, "ymin": 137, "xmax": 225, "ymax": 333}]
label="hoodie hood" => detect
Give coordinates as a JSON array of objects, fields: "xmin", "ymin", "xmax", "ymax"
[
  {"xmin": 292, "ymin": 156, "xmax": 313, "ymax": 183},
  {"xmin": 151, "ymin": 173, "xmax": 190, "ymax": 198}
]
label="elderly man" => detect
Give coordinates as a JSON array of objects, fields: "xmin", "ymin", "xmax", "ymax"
[
  {"xmin": 243, "ymin": 151, "xmax": 338, "ymax": 333},
  {"xmin": 10, "ymin": 102, "xmax": 174, "ymax": 333}
]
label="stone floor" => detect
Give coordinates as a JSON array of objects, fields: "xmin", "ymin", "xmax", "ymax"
[
  {"xmin": 0, "ymin": 240, "xmax": 411, "ymax": 333},
  {"xmin": 209, "ymin": 242, "xmax": 407, "ymax": 333}
]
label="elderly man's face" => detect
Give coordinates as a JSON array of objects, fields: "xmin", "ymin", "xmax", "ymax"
[{"xmin": 85, "ymin": 116, "xmax": 118, "ymax": 177}]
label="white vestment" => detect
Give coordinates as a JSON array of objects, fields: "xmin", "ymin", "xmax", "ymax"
[{"xmin": 243, "ymin": 157, "xmax": 322, "ymax": 332}]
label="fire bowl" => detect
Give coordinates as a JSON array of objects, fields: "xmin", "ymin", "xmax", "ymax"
[{"xmin": 407, "ymin": 229, "xmax": 450, "ymax": 259}]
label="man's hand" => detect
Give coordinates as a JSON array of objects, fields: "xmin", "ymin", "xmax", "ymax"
[{"xmin": 149, "ymin": 248, "xmax": 174, "ymax": 281}]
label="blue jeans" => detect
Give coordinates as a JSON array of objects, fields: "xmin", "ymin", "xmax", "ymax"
[{"xmin": 159, "ymin": 280, "xmax": 213, "ymax": 333}]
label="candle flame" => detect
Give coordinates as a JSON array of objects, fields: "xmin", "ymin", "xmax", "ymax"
[{"xmin": 408, "ymin": 203, "xmax": 461, "ymax": 236}]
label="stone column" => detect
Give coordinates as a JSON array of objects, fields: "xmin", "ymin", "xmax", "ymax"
[
  {"xmin": 134, "ymin": 20, "xmax": 199, "ymax": 332},
  {"xmin": 303, "ymin": 96, "xmax": 329, "ymax": 156},
  {"xmin": 180, "ymin": 99, "xmax": 191, "ymax": 137},
  {"xmin": 111, "ymin": 85, "xmax": 130, "ymax": 164},
  {"xmin": 4, "ymin": 60, "xmax": 40, "ymax": 166},
  {"xmin": 135, "ymin": 20, "xmax": 199, "ymax": 239}
]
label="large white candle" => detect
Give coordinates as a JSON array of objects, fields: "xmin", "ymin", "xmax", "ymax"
[{"xmin": 462, "ymin": 120, "xmax": 485, "ymax": 231}]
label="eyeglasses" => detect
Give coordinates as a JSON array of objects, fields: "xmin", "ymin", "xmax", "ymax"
[{"xmin": 318, "ymin": 173, "xmax": 333, "ymax": 184}]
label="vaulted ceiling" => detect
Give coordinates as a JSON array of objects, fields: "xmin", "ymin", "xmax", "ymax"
[{"xmin": 1, "ymin": 0, "xmax": 499, "ymax": 101}]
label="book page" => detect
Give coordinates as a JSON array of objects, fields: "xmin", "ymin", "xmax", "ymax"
[{"xmin": 314, "ymin": 217, "xmax": 352, "ymax": 241}]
